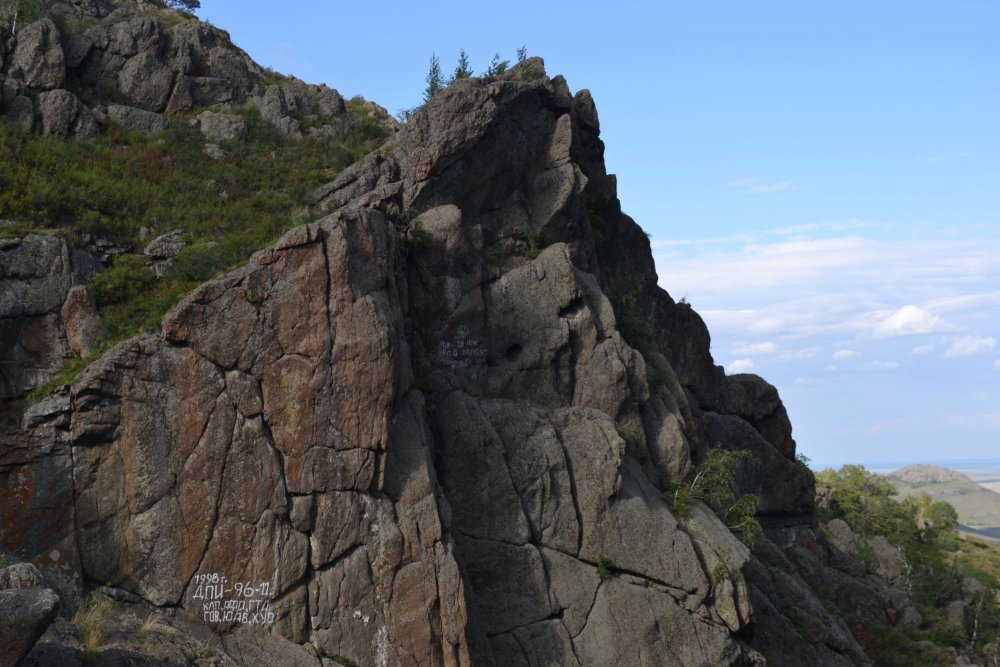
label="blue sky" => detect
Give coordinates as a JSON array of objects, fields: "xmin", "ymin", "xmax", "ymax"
[{"xmin": 200, "ymin": 2, "xmax": 999, "ymax": 468}]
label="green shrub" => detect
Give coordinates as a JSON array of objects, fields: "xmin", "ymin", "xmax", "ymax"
[
  {"xmin": 666, "ymin": 447, "xmax": 763, "ymax": 547},
  {"xmin": 611, "ymin": 274, "xmax": 652, "ymax": 346},
  {"xmin": 585, "ymin": 192, "xmax": 608, "ymax": 244},
  {"xmin": 522, "ymin": 225, "xmax": 540, "ymax": 259},
  {"xmin": 596, "ymin": 555, "xmax": 614, "ymax": 581}
]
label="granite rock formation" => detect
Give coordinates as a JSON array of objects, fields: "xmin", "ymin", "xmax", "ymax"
[
  {"xmin": 0, "ymin": 5, "xmax": 914, "ymax": 667},
  {"xmin": 0, "ymin": 55, "xmax": 842, "ymax": 665}
]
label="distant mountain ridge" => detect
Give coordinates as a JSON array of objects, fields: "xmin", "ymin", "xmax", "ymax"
[{"xmin": 890, "ymin": 464, "xmax": 1000, "ymax": 528}]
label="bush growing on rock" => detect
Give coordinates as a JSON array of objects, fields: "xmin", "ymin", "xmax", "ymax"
[{"xmin": 667, "ymin": 447, "xmax": 764, "ymax": 547}]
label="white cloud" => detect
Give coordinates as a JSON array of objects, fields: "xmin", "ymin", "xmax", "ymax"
[
  {"xmin": 833, "ymin": 349, "xmax": 858, "ymax": 359},
  {"xmin": 728, "ymin": 177, "xmax": 795, "ymax": 194},
  {"xmin": 873, "ymin": 305, "xmax": 947, "ymax": 338},
  {"xmin": 727, "ymin": 358, "xmax": 755, "ymax": 373},
  {"xmin": 732, "ymin": 341, "xmax": 777, "ymax": 355},
  {"xmin": 911, "ymin": 344, "xmax": 934, "ymax": 355},
  {"xmin": 994, "ymin": 360, "xmax": 1000, "ymax": 371},
  {"xmin": 944, "ymin": 336, "xmax": 997, "ymax": 358},
  {"xmin": 825, "ymin": 364, "xmax": 839, "ymax": 371},
  {"xmin": 863, "ymin": 361, "xmax": 900, "ymax": 370},
  {"xmin": 779, "ymin": 348, "xmax": 820, "ymax": 361}
]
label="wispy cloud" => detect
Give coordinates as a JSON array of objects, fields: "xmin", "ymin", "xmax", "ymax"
[
  {"xmin": 727, "ymin": 358, "xmax": 755, "ymax": 373},
  {"xmin": 833, "ymin": 349, "xmax": 858, "ymax": 359},
  {"xmin": 863, "ymin": 360, "xmax": 901, "ymax": 370},
  {"xmin": 732, "ymin": 341, "xmax": 777, "ymax": 355},
  {"xmin": 873, "ymin": 305, "xmax": 948, "ymax": 338},
  {"xmin": 728, "ymin": 177, "xmax": 796, "ymax": 194},
  {"xmin": 944, "ymin": 335, "xmax": 997, "ymax": 358},
  {"xmin": 911, "ymin": 344, "xmax": 934, "ymax": 355}
]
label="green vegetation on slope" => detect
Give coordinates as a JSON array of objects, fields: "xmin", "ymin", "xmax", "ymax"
[
  {"xmin": 818, "ymin": 465, "xmax": 1000, "ymax": 665},
  {"xmin": 3, "ymin": 100, "xmax": 390, "ymax": 397}
]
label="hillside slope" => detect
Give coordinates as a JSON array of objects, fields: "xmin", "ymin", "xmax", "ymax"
[{"xmin": 891, "ymin": 464, "xmax": 1000, "ymax": 528}]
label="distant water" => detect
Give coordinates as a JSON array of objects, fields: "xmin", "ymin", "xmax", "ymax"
[{"xmin": 960, "ymin": 525, "xmax": 1000, "ymax": 543}]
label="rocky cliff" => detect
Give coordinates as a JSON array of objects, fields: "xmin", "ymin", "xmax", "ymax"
[{"xmin": 0, "ymin": 4, "xmax": 919, "ymax": 666}]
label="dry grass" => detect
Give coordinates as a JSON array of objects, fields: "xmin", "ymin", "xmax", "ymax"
[{"xmin": 73, "ymin": 593, "xmax": 113, "ymax": 652}]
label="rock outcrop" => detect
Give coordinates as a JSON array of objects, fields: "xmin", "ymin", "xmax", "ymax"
[
  {"xmin": 0, "ymin": 1, "xmax": 360, "ymax": 141},
  {"xmin": 0, "ymin": 235, "xmax": 101, "ymax": 402},
  {"xmin": 0, "ymin": 55, "xmax": 846, "ymax": 665}
]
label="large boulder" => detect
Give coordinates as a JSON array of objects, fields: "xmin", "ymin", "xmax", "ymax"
[
  {"xmin": 193, "ymin": 110, "xmax": 247, "ymax": 142},
  {"xmin": 37, "ymin": 89, "xmax": 99, "ymax": 139},
  {"xmin": 0, "ymin": 588, "xmax": 60, "ymax": 665},
  {"xmin": 9, "ymin": 19, "xmax": 65, "ymax": 90},
  {"xmin": 252, "ymin": 84, "xmax": 304, "ymax": 138},
  {"xmin": 107, "ymin": 104, "xmax": 170, "ymax": 135},
  {"xmin": 0, "ymin": 562, "xmax": 45, "ymax": 590},
  {"xmin": 117, "ymin": 52, "xmax": 176, "ymax": 111}
]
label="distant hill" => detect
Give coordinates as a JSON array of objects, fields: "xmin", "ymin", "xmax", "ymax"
[{"xmin": 890, "ymin": 464, "xmax": 1000, "ymax": 528}]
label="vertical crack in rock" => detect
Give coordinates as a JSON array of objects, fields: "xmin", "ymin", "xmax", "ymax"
[
  {"xmin": 552, "ymin": 429, "xmax": 586, "ymax": 559},
  {"xmin": 182, "ymin": 400, "xmax": 238, "ymax": 606}
]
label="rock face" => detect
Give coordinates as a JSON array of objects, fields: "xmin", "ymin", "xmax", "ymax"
[
  {"xmin": 0, "ymin": 235, "xmax": 100, "ymax": 401},
  {"xmin": 0, "ymin": 58, "xmax": 842, "ymax": 666}
]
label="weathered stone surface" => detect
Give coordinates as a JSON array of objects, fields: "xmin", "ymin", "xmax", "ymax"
[
  {"xmin": 107, "ymin": 104, "xmax": 170, "ymax": 135},
  {"xmin": 0, "ymin": 562, "xmax": 44, "ymax": 590},
  {"xmin": 203, "ymin": 142, "xmax": 227, "ymax": 160},
  {"xmin": 60, "ymin": 285, "xmax": 100, "ymax": 357},
  {"xmin": 143, "ymin": 230, "xmax": 186, "ymax": 261},
  {"xmin": 0, "ymin": 588, "xmax": 60, "ymax": 665},
  {"xmin": 9, "ymin": 19, "xmax": 65, "ymax": 90},
  {"xmin": 194, "ymin": 110, "xmax": 248, "ymax": 142},
  {"xmin": 62, "ymin": 33, "xmax": 94, "ymax": 69},
  {"xmin": 1, "ymin": 236, "xmax": 74, "ymax": 398},
  {"xmin": 253, "ymin": 85, "xmax": 303, "ymax": 138},
  {"xmin": 37, "ymin": 89, "xmax": 99, "ymax": 138},
  {"xmin": 118, "ymin": 52, "xmax": 176, "ymax": 111},
  {"xmin": 574, "ymin": 577, "xmax": 746, "ymax": 667}
]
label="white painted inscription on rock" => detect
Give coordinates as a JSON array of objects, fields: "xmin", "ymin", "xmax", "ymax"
[
  {"xmin": 192, "ymin": 573, "xmax": 275, "ymax": 626},
  {"xmin": 437, "ymin": 324, "xmax": 488, "ymax": 370}
]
